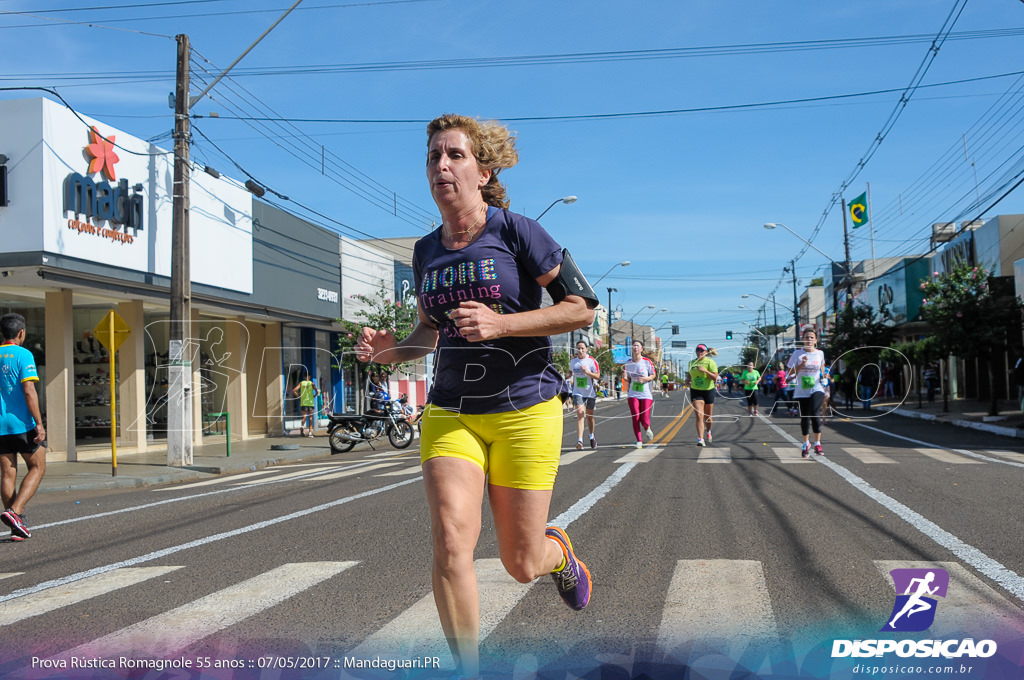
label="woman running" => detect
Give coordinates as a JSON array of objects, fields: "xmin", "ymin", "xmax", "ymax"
[
  {"xmin": 687, "ymin": 344, "xmax": 719, "ymax": 446},
  {"xmin": 740, "ymin": 361, "xmax": 761, "ymax": 416},
  {"xmin": 623, "ymin": 340, "xmax": 656, "ymax": 448},
  {"xmin": 787, "ymin": 326, "xmax": 827, "ymax": 457}
]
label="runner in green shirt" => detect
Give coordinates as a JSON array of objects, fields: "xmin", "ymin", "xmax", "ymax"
[
  {"xmin": 686, "ymin": 344, "xmax": 719, "ymax": 447},
  {"xmin": 292, "ymin": 371, "xmax": 319, "ymax": 437},
  {"xmin": 740, "ymin": 362, "xmax": 761, "ymax": 416}
]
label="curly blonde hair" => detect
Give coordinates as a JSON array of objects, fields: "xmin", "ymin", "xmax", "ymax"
[{"xmin": 427, "ymin": 114, "xmax": 518, "ymax": 208}]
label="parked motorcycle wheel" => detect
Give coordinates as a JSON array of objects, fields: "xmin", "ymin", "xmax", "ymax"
[
  {"xmin": 329, "ymin": 426, "xmax": 356, "ymax": 454},
  {"xmin": 388, "ymin": 421, "xmax": 414, "ymax": 449}
]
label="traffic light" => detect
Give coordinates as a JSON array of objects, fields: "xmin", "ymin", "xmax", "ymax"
[
  {"xmin": 672, "ymin": 325, "xmax": 679, "ymax": 335},
  {"xmin": 726, "ymin": 330, "xmax": 733, "ymax": 340}
]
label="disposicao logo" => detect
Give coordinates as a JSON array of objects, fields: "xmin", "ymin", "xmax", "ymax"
[
  {"xmin": 831, "ymin": 567, "xmax": 998, "ymax": 660},
  {"xmin": 882, "ymin": 568, "xmax": 948, "ymax": 632}
]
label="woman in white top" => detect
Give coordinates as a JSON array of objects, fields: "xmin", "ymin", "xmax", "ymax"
[
  {"xmin": 623, "ymin": 340, "xmax": 657, "ymax": 448},
  {"xmin": 786, "ymin": 326, "xmax": 827, "ymax": 457}
]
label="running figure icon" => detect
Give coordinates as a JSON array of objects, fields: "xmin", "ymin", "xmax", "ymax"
[
  {"xmin": 888, "ymin": 571, "xmax": 938, "ymax": 628},
  {"xmin": 882, "ymin": 568, "xmax": 949, "ymax": 632}
]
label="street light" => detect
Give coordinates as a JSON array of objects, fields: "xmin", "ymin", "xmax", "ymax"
[
  {"xmin": 535, "ymin": 195, "xmax": 578, "ymax": 221},
  {"xmin": 628, "ymin": 304, "xmax": 656, "ymax": 347},
  {"xmin": 764, "ymin": 221, "xmax": 854, "ymax": 304},
  {"xmin": 606, "ymin": 287, "xmax": 618, "ymax": 348},
  {"xmin": 592, "ymin": 260, "xmax": 630, "ymax": 287}
]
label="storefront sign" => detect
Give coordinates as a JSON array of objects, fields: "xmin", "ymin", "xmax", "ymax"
[
  {"xmin": 317, "ymin": 288, "xmax": 339, "ymax": 303},
  {"xmin": 63, "ymin": 127, "xmax": 143, "ymax": 239}
]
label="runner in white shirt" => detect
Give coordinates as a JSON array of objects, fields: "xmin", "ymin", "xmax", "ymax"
[
  {"xmin": 623, "ymin": 340, "xmax": 657, "ymax": 448},
  {"xmin": 786, "ymin": 326, "xmax": 827, "ymax": 457},
  {"xmin": 569, "ymin": 340, "xmax": 601, "ymax": 449}
]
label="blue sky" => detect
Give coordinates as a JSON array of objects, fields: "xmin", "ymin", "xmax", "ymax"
[{"xmin": 3, "ymin": 0, "xmax": 1024, "ymax": 366}]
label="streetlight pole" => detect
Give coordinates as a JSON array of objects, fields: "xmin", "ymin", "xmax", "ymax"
[
  {"xmin": 606, "ymin": 287, "xmax": 617, "ymax": 348},
  {"xmin": 535, "ymin": 195, "xmax": 578, "ymax": 221},
  {"xmin": 592, "ymin": 260, "xmax": 630, "ymax": 288},
  {"xmin": 628, "ymin": 304, "xmax": 655, "ymax": 347},
  {"xmin": 788, "ymin": 259, "xmax": 799, "ymax": 345}
]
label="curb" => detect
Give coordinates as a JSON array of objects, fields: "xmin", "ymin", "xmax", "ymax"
[{"xmin": 890, "ymin": 407, "xmax": 1024, "ymax": 439}]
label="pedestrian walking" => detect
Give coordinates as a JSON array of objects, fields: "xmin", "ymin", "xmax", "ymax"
[
  {"xmin": 787, "ymin": 327, "xmax": 827, "ymax": 457},
  {"xmin": 687, "ymin": 344, "xmax": 719, "ymax": 446},
  {"xmin": 624, "ymin": 340, "xmax": 657, "ymax": 448},
  {"xmin": 0, "ymin": 313, "xmax": 46, "ymax": 540},
  {"xmin": 354, "ymin": 113, "xmax": 596, "ymax": 678},
  {"xmin": 923, "ymin": 363, "xmax": 939, "ymax": 403},
  {"xmin": 292, "ymin": 370, "xmax": 319, "ymax": 437},
  {"xmin": 859, "ymin": 363, "xmax": 879, "ymax": 409},
  {"xmin": 569, "ymin": 341, "xmax": 600, "ymax": 449},
  {"xmin": 740, "ymin": 361, "xmax": 761, "ymax": 416}
]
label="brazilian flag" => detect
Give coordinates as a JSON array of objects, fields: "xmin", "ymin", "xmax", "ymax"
[{"xmin": 849, "ymin": 192, "xmax": 869, "ymax": 229}]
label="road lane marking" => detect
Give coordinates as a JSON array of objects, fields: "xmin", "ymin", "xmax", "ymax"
[
  {"xmin": 770, "ymin": 447, "xmax": 813, "ymax": 464},
  {"xmin": 351, "ymin": 558, "xmax": 529, "ymax": 667},
  {"xmin": 875, "ymin": 561, "xmax": 1024, "ymax": 636},
  {"xmin": 656, "ymin": 559, "xmax": 778, "ymax": 653},
  {"xmin": 759, "ymin": 417, "xmax": 1024, "ymax": 603},
  {"xmin": 698, "ymin": 447, "xmax": 731, "ymax": 463},
  {"xmin": 842, "ymin": 447, "xmax": 897, "ymax": 464},
  {"xmin": 913, "ymin": 448, "xmax": 984, "ymax": 465},
  {"xmin": 51, "ymin": 562, "xmax": 355, "ymax": 659},
  {"xmin": 0, "ymin": 477, "xmax": 422, "ymax": 605},
  {"xmin": 0, "ymin": 573, "xmax": 23, "ymax": 581},
  {"xmin": 0, "ymin": 567, "xmax": 183, "ymax": 626}
]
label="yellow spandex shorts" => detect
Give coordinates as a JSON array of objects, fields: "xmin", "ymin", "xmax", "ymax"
[{"xmin": 419, "ymin": 397, "xmax": 564, "ymax": 490}]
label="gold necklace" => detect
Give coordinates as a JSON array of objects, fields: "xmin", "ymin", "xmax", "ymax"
[{"xmin": 443, "ymin": 206, "xmax": 486, "ymax": 242}]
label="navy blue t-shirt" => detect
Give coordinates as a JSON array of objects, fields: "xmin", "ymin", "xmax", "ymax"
[{"xmin": 414, "ymin": 207, "xmax": 564, "ymax": 414}]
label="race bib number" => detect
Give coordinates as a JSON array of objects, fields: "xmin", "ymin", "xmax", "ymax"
[
  {"xmin": 576, "ymin": 377, "xmax": 588, "ymax": 389},
  {"xmin": 632, "ymin": 381, "xmax": 644, "ymax": 392},
  {"xmin": 800, "ymin": 375, "xmax": 816, "ymax": 389}
]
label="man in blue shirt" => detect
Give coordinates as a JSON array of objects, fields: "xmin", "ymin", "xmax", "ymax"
[{"xmin": 0, "ymin": 313, "xmax": 46, "ymax": 540}]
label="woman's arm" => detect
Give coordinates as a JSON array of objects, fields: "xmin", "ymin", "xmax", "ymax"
[{"xmin": 446, "ymin": 263, "xmax": 595, "ymax": 342}]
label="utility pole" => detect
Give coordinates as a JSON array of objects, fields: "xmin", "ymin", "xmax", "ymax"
[
  {"xmin": 168, "ymin": 33, "xmax": 193, "ymax": 467},
  {"xmin": 840, "ymin": 197, "xmax": 854, "ymax": 303},
  {"xmin": 790, "ymin": 259, "xmax": 799, "ymax": 346},
  {"xmin": 606, "ymin": 287, "xmax": 616, "ymax": 349}
]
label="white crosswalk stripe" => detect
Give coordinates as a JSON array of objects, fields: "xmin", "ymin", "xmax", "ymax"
[
  {"xmin": 656, "ymin": 559, "xmax": 778, "ymax": 656},
  {"xmin": 770, "ymin": 446, "xmax": 813, "ymax": 463},
  {"xmin": 0, "ymin": 567, "xmax": 183, "ymax": 626},
  {"xmin": 614, "ymin": 447, "xmax": 661, "ymax": 464},
  {"xmin": 559, "ymin": 449, "xmax": 596, "ymax": 466},
  {"xmin": 312, "ymin": 461, "xmax": 404, "ymax": 481},
  {"xmin": 914, "ymin": 448, "xmax": 984, "ymax": 465},
  {"xmin": 697, "ymin": 447, "xmax": 731, "ymax": 463},
  {"xmin": 375, "ymin": 465, "xmax": 423, "ymax": 477},
  {"xmin": 49, "ymin": 562, "xmax": 356, "ymax": 660},
  {"xmin": 987, "ymin": 450, "xmax": 1024, "ymax": 464},
  {"xmin": 842, "ymin": 447, "xmax": 898, "ymax": 464},
  {"xmin": 349, "ymin": 558, "xmax": 532, "ymax": 668}
]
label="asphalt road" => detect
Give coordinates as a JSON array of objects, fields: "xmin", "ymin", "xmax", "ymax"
[{"xmin": 2, "ymin": 392, "xmax": 1022, "ymax": 679}]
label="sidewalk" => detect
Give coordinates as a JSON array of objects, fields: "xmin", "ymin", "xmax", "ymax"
[
  {"xmin": 36, "ymin": 432, "xmax": 341, "ymax": 494},
  {"xmin": 867, "ymin": 394, "xmax": 1024, "ymax": 439}
]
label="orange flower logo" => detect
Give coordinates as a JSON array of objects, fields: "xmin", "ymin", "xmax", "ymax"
[{"xmin": 84, "ymin": 126, "xmax": 119, "ymax": 181}]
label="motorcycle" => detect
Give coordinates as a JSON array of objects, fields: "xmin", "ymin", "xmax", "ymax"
[{"xmin": 327, "ymin": 399, "xmax": 414, "ymax": 454}]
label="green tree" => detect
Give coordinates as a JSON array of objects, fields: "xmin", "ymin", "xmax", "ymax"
[
  {"xmin": 827, "ymin": 303, "xmax": 894, "ymax": 374},
  {"xmin": 336, "ymin": 282, "xmax": 419, "ymax": 376},
  {"xmin": 919, "ymin": 262, "xmax": 1023, "ymax": 415}
]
